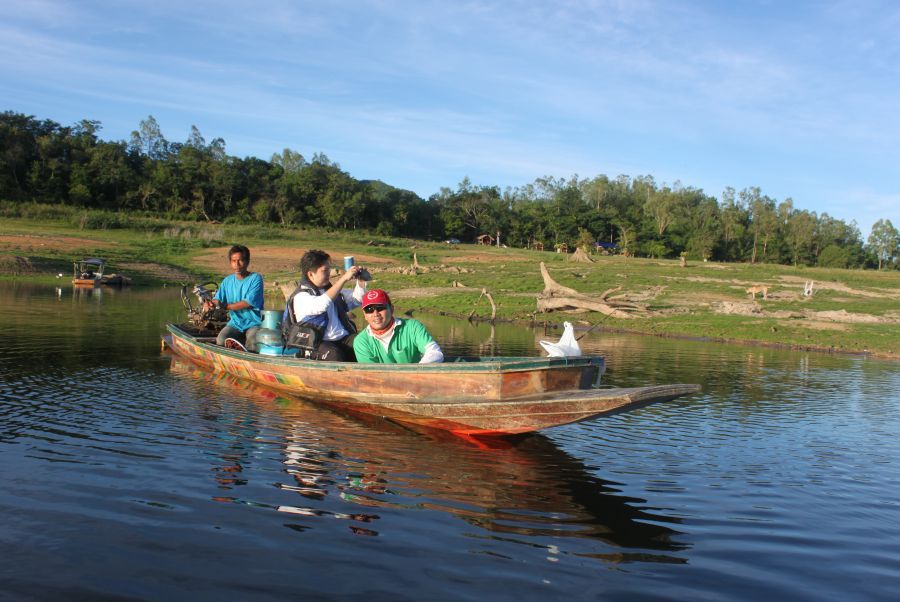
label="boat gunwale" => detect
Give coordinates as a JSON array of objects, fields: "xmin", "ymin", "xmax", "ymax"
[{"xmin": 166, "ymin": 323, "xmax": 603, "ymax": 374}]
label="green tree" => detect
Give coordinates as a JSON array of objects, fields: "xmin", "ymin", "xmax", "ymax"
[
  {"xmin": 686, "ymin": 196, "xmax": 720, "ymax": 260},
  {"xmin": 186, "ymin": 125, "xmax": 206, "ymax": 150},
  {"xmin": 645, "ymin": 186, "xmax": 678, "ymax": 238},
  {"xmin": 743, "ymin": 187, "xmax": 777, "ymax": 263},
  {"xmin": 816, "ymin": 213, "xmax": 864, "ymax": 267},
  {"xmin": 130, "ymin": 115, "xmax": 168, "ymax": 159},
  {"xmin": 867, "ymin": 219, "xmax": 899, "ymax": 270},
  {"xmin": 617, "ymin": 222, "xmax": 636, "ymax": 257},
  {"xmin": 577, "ymin": 228, "xmax": 594, "ymax": 252},
  {"xmin": 271, "ymin": 148, "xmax": 306, "ymax": 173},
  {"xmin": 28, "ymin": 127, "xmax": 72, "ymax": 203},
  {"xmin": 719, "ymin": 187, "xmax": 750, "ymax": 261},
  {"xmin": 786, "ymin": 209, "xmax": 817, "ymax": 266},
  {"xmin": 87, "ymin": 141, "xmax": 133, "ymax": 208}
]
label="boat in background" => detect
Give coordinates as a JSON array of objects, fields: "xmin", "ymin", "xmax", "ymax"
[
  {"xmin": 72, "ymin": 258, "xmax": 132, "ymax": 286},
  {"xmin": 163, "ymin": 323, "xmax": 701, "ymax": 436},
  {"xmin": 72, "ymin": 258, "xmax": 105, "ymax": 286}
]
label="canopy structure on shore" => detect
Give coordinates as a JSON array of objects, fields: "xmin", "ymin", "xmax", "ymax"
[{"xmin": 72, "ymin": 258, "xmax": 105, "ymax": 286}]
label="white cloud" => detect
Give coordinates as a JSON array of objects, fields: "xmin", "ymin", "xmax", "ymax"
[{"xmin": 1, "ymin": 0, "xmax": 898, "ymax": 218}]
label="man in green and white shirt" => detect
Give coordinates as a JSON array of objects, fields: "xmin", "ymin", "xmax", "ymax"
[{"xmin": 353, "ymin": 289, "xmax": 444, "ymax": 364}]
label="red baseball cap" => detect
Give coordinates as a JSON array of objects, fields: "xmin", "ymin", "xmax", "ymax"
[{"xmin": 361, "ymin": 289, "xmax": 391, "ymax": 308}]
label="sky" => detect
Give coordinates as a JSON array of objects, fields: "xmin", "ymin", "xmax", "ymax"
[{"xmin": 1, "ymin": 0, "xmax": 898, "ymax": 237}]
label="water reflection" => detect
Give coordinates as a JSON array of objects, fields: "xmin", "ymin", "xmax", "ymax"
[
  {"xmin": 72, "ymin": 285, "xmax": 103, "ymax": 301},
  {"xmin": 5, "ymin": 284, "xmax": 900, "ymax": 599},
  {"xmin": 170, "ymin": 356, "xmax": 688, "ymax": 561}
]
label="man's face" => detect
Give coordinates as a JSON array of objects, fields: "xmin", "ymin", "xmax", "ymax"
[
  {"xmin": 363, "ymin": 303, "xmax": 393, "ymax": 330},
  {"xmin": 307, "ymin": 262, "xmax": 331, "ymax": 288},
  {"xmin": 230, "ymin": 252, "xmax": 249, "ymax": 276}
]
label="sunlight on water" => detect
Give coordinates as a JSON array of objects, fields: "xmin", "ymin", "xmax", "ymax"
[{"xmin": 1, "ymin": 283, "xmax": 899, "ymax": 599}]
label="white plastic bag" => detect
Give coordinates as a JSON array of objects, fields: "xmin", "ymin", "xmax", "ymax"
[{"xmin": 539, "ymin": 321, "xmax": 582, "ymax": 357}]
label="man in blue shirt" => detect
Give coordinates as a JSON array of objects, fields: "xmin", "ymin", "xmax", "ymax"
[{"xmin": 206, "ymin": 244, "xmax": 264, "ymax": 351}]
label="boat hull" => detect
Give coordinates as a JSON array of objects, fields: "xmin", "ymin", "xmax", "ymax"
[{"xmin": 164, "ymin": 323, "xmax": 700, "ymax": 435}]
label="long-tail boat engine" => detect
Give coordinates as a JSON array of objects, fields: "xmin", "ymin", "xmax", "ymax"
[{"xmin": 181, "ymin": 282, "xmax": 228, "ymax": 333}]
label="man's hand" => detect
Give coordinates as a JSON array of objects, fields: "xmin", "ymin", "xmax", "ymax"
[{"xmin": 337, "ymin": 264, "xmax": 362, "ymax": 285}]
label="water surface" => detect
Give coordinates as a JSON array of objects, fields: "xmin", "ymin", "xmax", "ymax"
[{"xmin": 2, "ymin": 284, "xmax": 899, "ymax": 600}]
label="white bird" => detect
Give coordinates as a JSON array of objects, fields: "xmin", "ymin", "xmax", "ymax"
[{"xmin": 539, "ymin": 322, "xmax": 582, "ymax": 357}]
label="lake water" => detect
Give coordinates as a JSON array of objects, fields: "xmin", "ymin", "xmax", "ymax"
[{"xmin": 2, "ymin": 283, "xmax": 899, "ymax": 600}]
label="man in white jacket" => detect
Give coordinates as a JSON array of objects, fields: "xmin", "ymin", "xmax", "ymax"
[{"xmin": 284, "ymin": 249, "xmax": 367, "ymax": 361}]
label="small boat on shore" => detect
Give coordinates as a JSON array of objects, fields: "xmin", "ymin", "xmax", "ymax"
[
  {"xmin": 163, "ymin": 323, "xmax": 701, "ymax": 436},
  {"xmin": 72, "ymin": 258, "xmax": 105, "ymax": 286},
  {"xmin": 72, "ymin": 258, "xmax": 132, "ymax": 287}
]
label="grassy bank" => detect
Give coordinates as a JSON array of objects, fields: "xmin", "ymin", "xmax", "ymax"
[{"xmin": 3, "ymin": 214, "xmax": 899, "ymax": 358}]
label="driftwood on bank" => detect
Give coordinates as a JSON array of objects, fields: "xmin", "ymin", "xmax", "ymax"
[
  {"xmin": 599, "ymin": 286, "xmax": 622, "ymax": 301},
  {"xmin": 537, "ymin": 262, "xmax": 645, "ymax": 319},
  {"xmin": 469, "ymin": 287, "xmax": 498, "ymax": 323}
]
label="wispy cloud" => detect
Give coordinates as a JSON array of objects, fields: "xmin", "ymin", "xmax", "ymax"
[{"xmin": 0, "ymin": 0, "xmax": 897, "ymax": 231}]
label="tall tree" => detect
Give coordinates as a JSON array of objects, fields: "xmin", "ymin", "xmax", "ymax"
[
  {"xmin": 786, "ymin": 209, "xmax": 817, "ymax": 266},
  {"xmin": 186, "ymin": 125, "xmax": 206, "ymax": 150},
  {"xmin": 686, "ymin": 196, "xmax": 720, "ymax": 260},
  {"xmin": 719, "ymin": 187, "xmax": 750, "ymax": 261},
  {"xmin": 867, "ymin": 219, "xmax": 899, "ymax": 270},
  {"xmin": 271, "ymin": 148, "xmax": 306, "ymax": 173},
  {"xmin": 130, "ymin": 116, "xmax": 167, "ymax": 160},
  {"xmin": 645, "ymin": 187, "xmax": 678, "ymax": 238}
]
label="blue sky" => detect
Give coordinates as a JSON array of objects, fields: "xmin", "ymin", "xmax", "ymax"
[{"xmin": 2, "ymin": 0, "xmax": 898, "ymax": 237}]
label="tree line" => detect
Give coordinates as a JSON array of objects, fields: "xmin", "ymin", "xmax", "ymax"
[{"xmin": 1, "ymin": 110, "xmax": 897, "ymax": 269}]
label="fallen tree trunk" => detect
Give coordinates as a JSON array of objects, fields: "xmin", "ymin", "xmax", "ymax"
[
  {"xmin": 599, "ymin": 286, "xmax": 622, "ymax": 301},
  {"xmin": 536, "ymin": 296, "xmax": 635, "ymax": 319},
  {"xmin": 537, "ymin": 262, "xmax": 644, "ymax": 318}
]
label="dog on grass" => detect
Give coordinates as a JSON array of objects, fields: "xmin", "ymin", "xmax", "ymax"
[{"xmin": 746, "ymin": 285, "xmax": 769, "ymax": 300}]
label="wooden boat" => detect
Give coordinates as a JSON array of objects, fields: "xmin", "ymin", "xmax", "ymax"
[{"xmin": 163, "ymin": 323, "xmax": 701, "ymax": 436}]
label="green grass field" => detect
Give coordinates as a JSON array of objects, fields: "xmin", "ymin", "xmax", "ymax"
[{"xmin": 3, "ymin": 213, "xmax": 898, "ymax": 358}]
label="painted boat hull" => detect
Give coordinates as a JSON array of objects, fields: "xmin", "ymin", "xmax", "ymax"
[{"xmin": 164, "ymin": 323, "xmax": 700, "ymax": 435}]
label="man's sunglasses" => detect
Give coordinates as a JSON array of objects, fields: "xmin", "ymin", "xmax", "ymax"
[{"xmin": 363, "ymin": 304, "xmax": 388, "ymax": 314}]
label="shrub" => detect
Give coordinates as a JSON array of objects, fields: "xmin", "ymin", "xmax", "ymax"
[{"xmin": 818, "ymin": 245, "xmax": 851, "ymax": 269}]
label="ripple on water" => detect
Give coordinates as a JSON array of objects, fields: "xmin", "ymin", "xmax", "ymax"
[{"xmin": 2, "ymin": 286, "xmax": 900, "ymax": 599}]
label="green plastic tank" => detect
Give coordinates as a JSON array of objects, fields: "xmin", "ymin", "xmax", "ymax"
[{"xmin": 257, "ymin": 310, "xmax": 284, "ymax": 354}]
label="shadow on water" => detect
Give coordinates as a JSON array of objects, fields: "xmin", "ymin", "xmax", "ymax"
[{"xmin": 169, "ymin": 355, "xmax": 689, "ymax": 563}]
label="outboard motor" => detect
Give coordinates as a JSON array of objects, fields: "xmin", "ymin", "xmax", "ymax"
[{"xmin": 181, "ymin": 282, "xmax": 228, "ymax": 332}]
